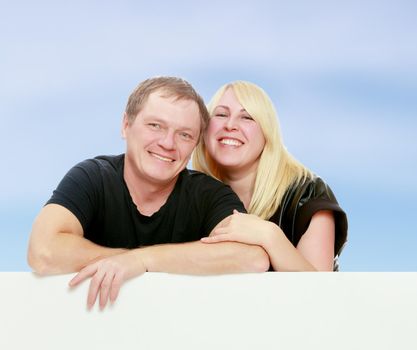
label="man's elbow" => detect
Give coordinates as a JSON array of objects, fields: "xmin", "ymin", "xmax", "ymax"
[{"xmin": 27, "ymin": 241, "xmax": 56, "ymax": 276}]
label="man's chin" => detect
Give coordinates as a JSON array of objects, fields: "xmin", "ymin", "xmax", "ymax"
[{"xmin": 144, "ymin": 170, "xmax": 182, "ymax": 186}]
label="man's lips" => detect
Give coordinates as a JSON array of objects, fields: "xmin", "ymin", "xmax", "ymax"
[{"xmin": 149, "ymin": 152, "xmax": 175, "ymax": 162}]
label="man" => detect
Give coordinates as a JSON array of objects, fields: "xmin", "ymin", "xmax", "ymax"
[{"xmin": 28, "ymin": 77, "xmax": 269, "ymax": 309}]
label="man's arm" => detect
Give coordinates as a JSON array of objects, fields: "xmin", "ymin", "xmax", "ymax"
[
  {"xmin": 69, "ymin": 216, "xmax": 270, "ymax": 309},
  {"xmin": 138, "ymin": 213, "xmax": 270, "ymax": 274},
  {"xmin": 139, "ymin": 240, "xmax": 269, "ymax": 274},
  {"xmin": 27, "ymin": 204, "xmax": 126, "ymax": 275},
  {"xmin": 28, "ymin": 205, "xmax": 268, "ymax": 276}
]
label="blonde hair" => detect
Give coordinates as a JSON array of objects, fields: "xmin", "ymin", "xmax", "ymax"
[{"xmin": 193, "ymin": 81, "xmax": 313, "ymax": 219}]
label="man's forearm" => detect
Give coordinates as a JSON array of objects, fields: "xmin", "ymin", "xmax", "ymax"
[
  {"xmin": 138, "ymin": 240, "xmax": 270, "ymax": 274},
  {"xmin": 29, "ymin": 233, "xmax": 269, "ymax": 276},
  {"xmin": 28, "ymin": 204, "xmax": 126, "ymax": 275},
  {"xmin": 28, "ymin": 232, "xmax": 125, "ymax": 275}
]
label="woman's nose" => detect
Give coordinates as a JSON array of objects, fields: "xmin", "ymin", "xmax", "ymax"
[{"xmin": 224, "ymin": 116, "xmax": 238, "ymax": 131}]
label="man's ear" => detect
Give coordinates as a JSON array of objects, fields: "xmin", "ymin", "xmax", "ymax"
[{"xmin": 121, "ymin": 112, "xmax": 129, "ymax": 139}]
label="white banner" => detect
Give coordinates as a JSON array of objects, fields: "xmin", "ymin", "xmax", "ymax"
[{"xmin": 1, "ymin": 272, "xmax": 416, "ymax": 350}]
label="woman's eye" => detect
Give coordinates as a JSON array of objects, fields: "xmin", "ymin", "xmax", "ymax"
[
  {"xmin": 214, "ymin": 113, "xmax": 227, "ymax": 118},
  {"xmin": 242, "ymin": 115, "xmax": 254, "ymax": 121}
]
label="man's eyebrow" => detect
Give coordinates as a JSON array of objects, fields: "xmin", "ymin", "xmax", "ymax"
[
  {"xmin": 143, "ymin": 115, "xmax": 198, "ymax": 133},
  {"xmin": 142, "ymin": 116, "xmax": 167, "ymax": 123}
]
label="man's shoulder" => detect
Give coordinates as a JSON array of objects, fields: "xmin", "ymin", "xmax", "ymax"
[
  {"xmin": 92, "ymin": 154, "xmax": 124, "ymax": 169},
  {"xmin": 73, "ymin": 154, "xmax": 124, "ymax": 173}
]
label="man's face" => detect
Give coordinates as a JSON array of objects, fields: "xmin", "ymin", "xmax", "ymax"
[{"xmin": 122, "ymin": 92, "xmax": 201, "ymax": 187}]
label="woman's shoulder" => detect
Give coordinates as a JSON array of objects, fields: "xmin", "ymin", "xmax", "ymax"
[
  {"xmin": 280, "ymin": 176, "xmax": 335, "ymax": 212},
  {"xmin": 271, "ymin": 175, "xmax": 348, "ymax": 266},
  {"xmin": 296, "ymin": 176, "xmax": 338, "ymax": 205}
]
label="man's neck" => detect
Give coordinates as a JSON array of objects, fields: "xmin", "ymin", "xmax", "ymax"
[{"xmin": 123, "ymin": 162, "xmax": 178, "ymax": 217}]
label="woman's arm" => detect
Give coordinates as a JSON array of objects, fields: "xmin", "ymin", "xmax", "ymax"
[
  {"xmin": 295, "ymin": 210, "xmax": 335, "ymax": 271},
  {"xmin": 201, "ymin": 210, "xmax": 335, "ymax": 271}
]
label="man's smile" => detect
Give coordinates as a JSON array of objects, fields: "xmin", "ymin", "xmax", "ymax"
[{"xmin": 149, "ymin": 151, "xmax": 175, "ymax": 162}]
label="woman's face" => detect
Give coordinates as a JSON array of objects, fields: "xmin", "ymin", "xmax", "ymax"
[{"xmin": 204, "ymin": 88, "xmax": 266, "ymax": 174}]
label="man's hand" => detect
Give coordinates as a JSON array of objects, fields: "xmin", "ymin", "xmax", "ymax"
[{"xmin": 69, "ymin": 249, "xmax": 147, "ymax": 310}]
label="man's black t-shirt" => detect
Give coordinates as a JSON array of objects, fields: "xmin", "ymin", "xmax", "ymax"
[{"xmin": 47, "ymin": 154, "xmax": 245, "ymax": 248}]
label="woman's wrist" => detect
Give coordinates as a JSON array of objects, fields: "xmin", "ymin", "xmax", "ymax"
[{"xmin": 260, "ymin": 221, "xmax": 282, "ymax": 253}]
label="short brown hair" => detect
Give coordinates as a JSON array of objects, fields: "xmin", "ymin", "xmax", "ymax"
[{"xmin": 125, "ymin": 76, "xmax": 209, "ymax": 135}]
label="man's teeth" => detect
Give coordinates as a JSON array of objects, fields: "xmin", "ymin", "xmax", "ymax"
[
  {"xmin": 220, "ymin": 139, "xmax": 242, "ymax": 146},
  {"xmin": 152, "ymin": 153, "xmax": 174, "ymax": 162}
]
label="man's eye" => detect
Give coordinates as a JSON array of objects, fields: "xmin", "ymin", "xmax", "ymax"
[
  {"xmin": 179, "ymin": 132, "xmax": 192, "ymax": 140},
  {"xmin": 149, "ymin": 123, "xmax": 161, "ymax": 129}
]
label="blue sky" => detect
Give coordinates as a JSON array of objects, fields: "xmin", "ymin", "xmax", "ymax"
[{"xmin": 1, "ymin": 0, "xmax": 416, "ymax": 271}]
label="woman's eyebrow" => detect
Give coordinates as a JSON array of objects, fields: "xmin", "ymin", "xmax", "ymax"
[
  {"xmin": 214, "ymin": 105, "xmax": 229, "ymax": 110},
  {"xmin": 215, "ymin": 105, "xmax": 248, "ymax": 113}
]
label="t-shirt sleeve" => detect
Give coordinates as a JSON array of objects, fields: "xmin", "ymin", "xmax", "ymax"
[
  {"xmin": 293, "ymin": 178, "xmax": 348, "ymax": 258},
  {"xmin": 203, "ymin": 184, "xmax": 246, "ymax": 236},
  {"xmin": 46, "ymin": 160, "xmax": 101, "ymax": 232},
  {"xmin": 190, "ymin": 174, "xmax": 246, "ymax": 237}
]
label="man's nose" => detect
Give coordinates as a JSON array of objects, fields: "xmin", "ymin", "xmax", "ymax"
[{"xmin": 158, "ymin": 130, "xmax": 176, "ymax": 150}]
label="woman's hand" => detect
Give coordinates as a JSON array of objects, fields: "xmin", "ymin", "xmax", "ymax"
[
  {"xmin": 203, "ymin": 210, "xmax": 334, "ymax": 272},
  {"xmin": 201, "ymin": 210, "xmax": 278, "ymax": 248},
  {"xmin": 69, "ymin": 249, "xmax": 147, "ymax": 310}
]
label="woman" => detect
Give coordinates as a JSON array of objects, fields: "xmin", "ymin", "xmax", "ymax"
[{"xmin": 193, "ymin": 81, "xmax": 347, "ymax": 271}]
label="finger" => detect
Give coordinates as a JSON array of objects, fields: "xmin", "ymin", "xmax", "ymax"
[
  {"xmin": 233, "ymin": 209, "xmax": 240, "ymax": 214},
  {"xmin": 200, "ymin": 236, "xmax": 214, "ymax": 243},
  {"xmin": 211, "ymin": 227, "xmax": 228, "ymax": 236},
  {"xmin": 69, "ymin": 264, "xmax": 98, "ymax": 287},
  {"xmin": 110, "ymin": 273, "xmax": 124, "ymax": 304},
  {"xmin": 87, "ymin": 269, "xmax": 106, "ymax": 309},
  {"xmin": 99, "ymin": 271, "xmax": 116, "ymax": 310},
  {"xmin": 201, "ymin": 234, "xmax": 231, "ymax": 243}
]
